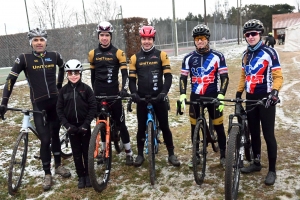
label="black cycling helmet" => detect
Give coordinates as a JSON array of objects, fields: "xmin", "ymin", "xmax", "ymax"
[
  {"xmin": 243, "ymin": 19, "xmax": 264, "ymax": 34},
  {"xmin": 27, "ymin": 28, "xmax": 48, "ymax": 40},
  {"xmin": 192, "ymin": 24, "xmax": 210, "ymax": 39}
]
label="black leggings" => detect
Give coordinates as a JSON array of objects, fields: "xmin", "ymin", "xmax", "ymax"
[
  {"xmin": 69, "ymin": 124, "xmax": 91, "ymax": 177},
  {"xmin": 136, "ymin": 100, "xmax": 174, "ymax": 149},
  {"xmin": 246, "ymin": 93, "xmax": 277, "ymax": 171},
  {"xmin": 33, "ymin": 97, "xmax": 61, "ymax": 173}
]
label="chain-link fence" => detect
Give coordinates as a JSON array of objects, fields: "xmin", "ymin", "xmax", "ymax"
[{"xmin": 0, "ymin": 20, "xmax": 238, "ymax": 68}]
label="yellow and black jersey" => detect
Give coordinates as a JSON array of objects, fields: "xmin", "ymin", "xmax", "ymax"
[
  {"xmin": 88, "ymin": 44, "xmax": 127, "ymax": 95},
  {"xmin": 129, "ymin": 47, "xmax": 172, "ymax": 97},
  {"xmin": 1, "ymin": 51, "xmax": 64, "ymax": 104}
]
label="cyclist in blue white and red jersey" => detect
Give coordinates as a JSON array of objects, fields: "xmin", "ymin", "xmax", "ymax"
[
  {"xmin": 179, "ymin": 24, "xmax": 229, "ymax": 168},
  {"xmin": 236, "ymin": 19, "xmax": 283, "ymax": 186}
]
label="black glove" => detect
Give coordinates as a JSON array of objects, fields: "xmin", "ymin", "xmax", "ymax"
[
  {"xmin": 265, "ymin": 89, "xmax": 280, "ymax": 108},
  {"xmin": 119, "ymin": 89, "xmax": 128, "ymax": 98},
  {"xmin": 78, "ymin": 123, "xmax": 89, "ymax": 135},
  {"xmin": 131, "ymin": 93, "xmax": 140, "ymax": 103},
  {"xmin": 156, "ymin": 93, "xmax": 166, "ymax": 102},
  {"xmin": 64, "ymin": 123, "xmax": 78, "ymax": 135},
  {"xmin": 236, "ymin": 92, "xmax": 242, "ymax": 99},
  {"xmin": 0, "ymin": 105, "xmax": 7, "ymax": 119}
]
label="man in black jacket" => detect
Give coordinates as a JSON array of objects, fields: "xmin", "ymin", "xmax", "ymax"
[
  {"xmin": 265, "ymin": 32, "xmax": 276, "ymax": 48},
  {"xmin": 0, "ymin": 28, "xmax": 71, "ymax": 191},
  {"xmin": 57, "ymin": 59, "xmax": 97, "ymax": 189}
]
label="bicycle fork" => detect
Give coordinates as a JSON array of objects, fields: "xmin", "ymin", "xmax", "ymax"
[{"xmin": 94, "ymin": 117, "xmax": 111, "ymax": 158}]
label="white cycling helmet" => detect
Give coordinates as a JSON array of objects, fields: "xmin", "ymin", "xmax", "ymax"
[
  {"xmin": 64, "ymin": 59, "xmax": 83, "ymax": 72},
  {"xmin": 96, "ymin": 21, "xmax": 114, "ymax": 33}
]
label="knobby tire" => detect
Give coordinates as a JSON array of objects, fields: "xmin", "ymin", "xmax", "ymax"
[
  {"xmin": 147, "ymin": 121, "xmax": 156, "ymax": 185},
  {"xmin": 88, "ymin": 123, "xmax": 112, "ymax": 192},
  {"xmin": 225, "ymin": 126, "xmax": 240, "ymax": 200},
  {"xmin": 193, "ymin": 121, "xmax": 207, "ymax": 185},
  {"xmin": 8, "ymin": 132, "xmax": 28, "ymax": 195},
  {"xmin": 113, "ymin": 124, "xmax": 124, "ymax": 154}
]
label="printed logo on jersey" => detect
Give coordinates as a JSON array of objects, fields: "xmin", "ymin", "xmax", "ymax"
[
  {"xmin": 15, "ymin": 58, "xmax": 20, "ymax": 64},
  {"xmin": 191, "ymin": 65, "xmax": 215, "ymax": 84},
  {"xmin": 165, "ymin": 54, "xmax": 168, "ymax": 60},
  {"xmin": 34, "ymin": 59, "xmax": 39, "ymax": 62},
  {"xmin": 244, "ymin": 62, "xmax": 267, "ymax": 93},
  {"xmin": 45, "ymin": 58, "xmax": 52, "ymax": 62},
  {"xmin": 122, "ymin": 52, "xmax": 125, "ymax": 57},
  {"xmin": 151, "ymin": 55, "xmax": 158, "ymax": 59},
  {"xmin": 106, "ymin": 52, "xmax": 113, "ymax": 56}
]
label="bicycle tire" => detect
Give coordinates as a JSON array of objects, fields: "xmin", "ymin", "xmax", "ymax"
[
  {"xmin": 208, "ymin": 117, "xmax": 219, "ymax": 152},
  {"xmin": 8, "ymin": 132, "xmax": 28, "ymax": 195},
  {"xmin": 225, "ymin": 126, "xmax": 240, "ymax": 200},
  {"xmin": 113, "ymin": 125, "xmax": 124, "ymax": 154},
  {"xmin": 154, "ymin": 118, "xmax": 160, "ymax": 154},
  {"xmin": 243, "ymin": 121, "xmax": 253, "ymax": 162},
  {"xmin": 192, "ymin": 121, "xmax": 207, "ymax": 185},
  {"xmin": 88, "ymin": 123, "xmax": 112, "ymax": 192},
  {"xmin": 147, "ymin": 121, "xmax": 156, "ymax": 185},
  {"xmin": 59, "ymin": 126, "xmax": 72, "ymax": 159}
]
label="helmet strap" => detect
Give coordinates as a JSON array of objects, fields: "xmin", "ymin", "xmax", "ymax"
[{"xmin": 195, "ymin": 43, "xmax": 210, "ymax": 54}]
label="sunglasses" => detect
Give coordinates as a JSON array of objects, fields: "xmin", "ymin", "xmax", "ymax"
[
  {"xmin": 67, "ymin": 71, "xmax": 81, "ymax": 76},
  {"xmin": 194, "ymin": 35, "xmax": 207, "ymax": 41},
  {"xmin": 244, "ymin": 31, "xmax": 260, "ymax": 38}
]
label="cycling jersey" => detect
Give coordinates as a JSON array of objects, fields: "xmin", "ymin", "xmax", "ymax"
[
  {"xmin": 88, "ymin": 44, "xmax": 127, "ymax": 95},
  {"xmin": 129, "ymin": 47, "xmax": 172, "ymax": 97},
  {"xmin": 237, "ymin": 44, "xmax": 283, "ymax": 94},
  {"xmin": 1, "ymin": 51, "xmax": 64, "ymax": 104},
  {"xmin": 180, "ymin": 49, "xmax": 228, "ymax": 95}
]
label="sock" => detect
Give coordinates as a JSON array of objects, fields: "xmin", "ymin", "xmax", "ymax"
[
  {"xmin": 54, "ymin": 155, "xmax": 61, "ymax": 168},
  {"xmin": 124, "ymin": 143, "xmax": 132, "ymax": 156},
  {"xmin": 167, "ymin": 148, "xmax": 174, "ymax": 157}
]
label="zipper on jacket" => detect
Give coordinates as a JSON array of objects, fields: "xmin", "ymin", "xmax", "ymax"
[
  {"xmin": 73, "ymin": 87, "xmax": 79, "ymax": 123},
  {"xmin": 41, "ymin": 58, "xmax": 50, "ymax": 98}
]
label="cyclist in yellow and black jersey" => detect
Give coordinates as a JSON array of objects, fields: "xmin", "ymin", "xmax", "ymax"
[
  {"xmin": 129, "ymin": 25, "xmax": 180, "ymax": 167},
  {"xmin": 88, "ymin": 21, "xmax": 133, "ymax": 165},
  {"xmin": 0, "ymin": 28, "xmax": 70, "ymax": 191}
]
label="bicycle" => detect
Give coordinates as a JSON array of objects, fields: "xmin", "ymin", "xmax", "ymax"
[
  {"xmin": 0, "ymin": 107, "xmax": 73, "ymax": 195},
  {"xmin": 127, "ymin": 95, "xmax": 162, "ymax": 185},
  {"xmin": 177, "ymin": 96, "xmax": 219, "ymax": 185},
  {"xmin": 223, "ymin": 98, "xmax": 266, "ymax": 200},
  {"xmin": 88, "ymin": 95, "xmax": 129, "ymax": 192}
]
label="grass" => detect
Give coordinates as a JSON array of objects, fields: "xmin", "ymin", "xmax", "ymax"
[{"xmin": 0, "ymin": 49, "xmax": 300, "ymax": 199}]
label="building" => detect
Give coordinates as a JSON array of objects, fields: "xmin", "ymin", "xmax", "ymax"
[{"xmin": 272, "ymin": 12, "xmax": 300, "ymax": 39}]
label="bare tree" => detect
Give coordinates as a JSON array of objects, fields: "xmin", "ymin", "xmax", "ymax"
[
  {"xmin": 87, "ymin": 0, "xmax": 118, "ymax": 23},
  {"xmin": 31, "ymin": 0, "xmax": 75, "ymax": 29}
]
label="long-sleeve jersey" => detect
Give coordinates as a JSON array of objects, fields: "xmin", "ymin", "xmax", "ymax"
[
  {"xmin": 180, "ymin": 49, "xmax": 229, "ymax": 95},
  {"xmin": 56, "ymin": 80, "xmax": 97, "ymax": 126},
  {"xmin": 1, "ymin": 51, "xmax": 64, "ymax": 104},
  {"xmin": 237, "ymin": 44, "xmax": 283, "ymax": 94},
  {"xmin": 88, "ymin": 44, "xmax": 128, "ymax": 96},
  {"xmin": 128, "ymin": 47, "xmax": 172, "ymax": 97}
]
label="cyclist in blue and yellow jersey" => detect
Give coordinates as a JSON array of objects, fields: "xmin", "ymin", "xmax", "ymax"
[
  {"xmin": 236, "ymin": 19, "xmax": 283, "ymax": 186},
  {"xmin": 128, "ymin": 25, "xmax": 180, "ymax": 167},
  {"xmin": 88, "ymin": 21, "xmax": 133, "ymax": 165},
  {"xmin": 179, "ymin": 24, "xmax": 229, "ymax": 168},
  {"xmin": 0, "ymin": 28, "xmax": 71, "ymax": 191}
]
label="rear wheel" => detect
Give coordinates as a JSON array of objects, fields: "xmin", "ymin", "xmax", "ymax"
[
  {"xmin": 59, "ymin": 126, "xmax": 72, "ymax": 159},
  {"xmin": 112, "ymin": 124, "xmax": 124, "ymax": 154},
  {"xmin": 225, "ymin": 126, "xmax": 240, "ymax": 200},
  {"xmin": 147, "ymin": 121, "xmax": 156, "ymax": 185},
  {"xmin": 192, "ymin": 121, "xmax": 207, "ymax": 185},
  {"xmin": 8, "ymin": 132, "xmax": 28, "ymax": 195},
  {"xmin": 88, "ymin": 123, "xmax": 112, "ymax": 192}
]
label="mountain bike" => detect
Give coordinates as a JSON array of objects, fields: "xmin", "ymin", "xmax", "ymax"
[
  {"xmin": 223, "ymin": 98, "xmax": 266, "ymax": 200},
  {"xmin": 177, "ymin": 96, "xmax": 219, "ymax": 185},
  {"xmin": 0, "ymin": 108, "xmax": 46, "ymax": 195},
  {"xmin": 88, "ymin": 95, "xmax": 129, "ymax": 192}
]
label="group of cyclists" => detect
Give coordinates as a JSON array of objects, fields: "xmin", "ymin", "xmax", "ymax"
[{"xmin": 0, "ymin": 18, "xmax": 282, "ymax": 191}]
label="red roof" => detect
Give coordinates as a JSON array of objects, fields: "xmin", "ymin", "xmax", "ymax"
[{"xmin": 272, "ymin": 13, "xmax": 300, "ymax": 29}]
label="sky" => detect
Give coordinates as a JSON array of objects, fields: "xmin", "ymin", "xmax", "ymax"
[{"xmin": 0, "ymin": 0, "xmax": 298, "ymax": 36}]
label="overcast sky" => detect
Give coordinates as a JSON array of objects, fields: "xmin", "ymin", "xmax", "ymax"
[{"xmin": 0, "ymin": 0, "xmax": 298, "ymax": 35}]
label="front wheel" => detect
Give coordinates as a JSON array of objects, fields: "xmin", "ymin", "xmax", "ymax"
[
  {"xmin": 8, "ymin": 132, "xmax": 28, "ymax": 195},
  {"xmin": 88, "ymin": 123, "xmax": 112, "ymax": 192},
  {"xmin": 147, "ymin": 121, "xmax": 156, "ymax": 185},
  {"xmin": 225, "ymin": 126, "xmax": 240, "ymax": 200},
  {"xmin": 243, "ymin": 121, "xmax": 253, "ymax": 162},
  {"xmin": 112, "ymin": 125, "xmax": 124, "ymax": 154},
  {"xmin": 192, "ymin": 121, "xmax": 207, "ymax": 185}
]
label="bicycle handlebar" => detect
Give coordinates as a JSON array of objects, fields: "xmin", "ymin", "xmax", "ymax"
[{"xmin": 95, "ymin": 95, "xmax": 131, "ymax": 100}]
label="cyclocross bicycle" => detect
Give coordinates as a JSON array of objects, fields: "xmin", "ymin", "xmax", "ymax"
[
  {"xmin": 177, "ymin": 96, "xmax": 219, "ymax": 185},
  {"xmin": 0, "ymin": 107, "xmax": 72, "ymax": 195},
  {"xmin": 88, "ymin": 95, "xmax": 129, "ymax": 192},
  {"xmin": 223, "ymin": 98, "xmax": 266, "ymax": 200}
]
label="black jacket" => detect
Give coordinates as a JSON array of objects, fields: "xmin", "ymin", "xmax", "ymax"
[
  {"xmin": 57, "ymin": 80, "xmax": 97, "ymax": 126},
  {"xmin": 265, "ymin": 36, "xmax": 276, "ymax": 45}
]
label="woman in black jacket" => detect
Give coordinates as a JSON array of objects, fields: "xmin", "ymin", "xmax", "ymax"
[{"xmin": 57, "ymin": 59, "xmax": 97, "ymax": 188}]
